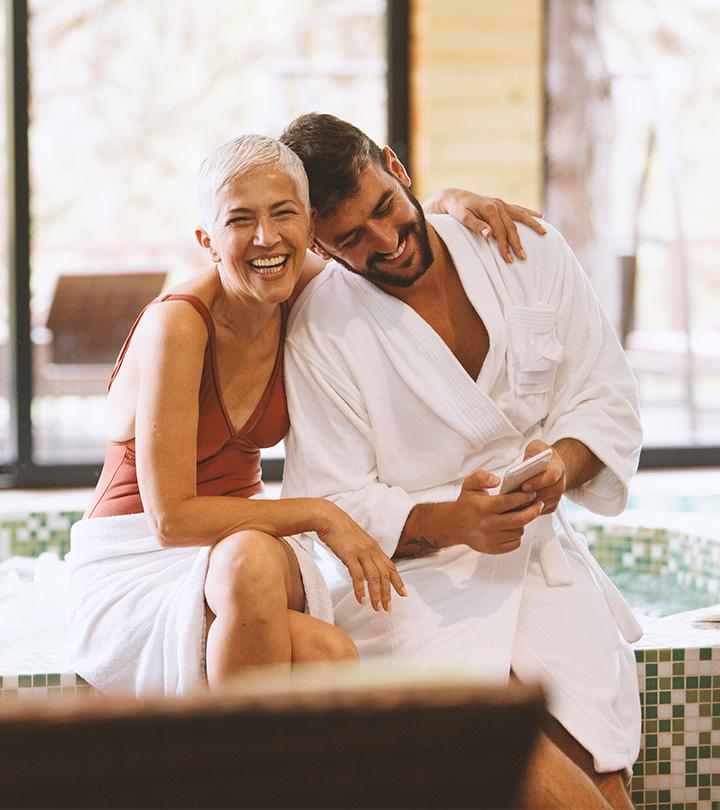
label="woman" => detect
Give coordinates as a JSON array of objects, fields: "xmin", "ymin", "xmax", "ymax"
[{"xmin": 66, "ymin": 134, "xmax": 544, "ymax": 697}]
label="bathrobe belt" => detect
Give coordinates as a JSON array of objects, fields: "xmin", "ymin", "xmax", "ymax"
[{"xmin": 534, "ymin": 511, "xmax": 643, "ymax": 644}]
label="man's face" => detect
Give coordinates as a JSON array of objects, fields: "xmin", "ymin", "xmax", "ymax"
[{"xmin": 312, "ymin": 161, "xmax": 433, "ymax": 289}]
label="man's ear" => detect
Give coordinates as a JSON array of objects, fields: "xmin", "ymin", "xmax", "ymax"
[
  {"xmin": 382, "ymin": 145, "xmax": 411, "ymax": 188},
  {"xmin": 309, "ymin": 240, "xmax": 332, "ymax": 261},
  {"xmin": 195, "ymin": 228, "xmax": 221, "ymax": 263}
]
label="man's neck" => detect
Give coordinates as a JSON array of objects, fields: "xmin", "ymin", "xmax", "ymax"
[{"xmin": 375, "ymin": 223, "xmax": 454, "ymax": 309}]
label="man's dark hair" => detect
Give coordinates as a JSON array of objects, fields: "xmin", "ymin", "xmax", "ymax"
[{"xmin": 280, "ymin": 113, "xmax": 386, "ymax": 218}]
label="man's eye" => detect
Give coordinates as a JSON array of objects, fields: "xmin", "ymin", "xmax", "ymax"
[
  {"xmin": 227, "ymin": 217, "xmax": 252, "ymax": 226},
  {"xmin": 273, "ymin": 209, "xmax": 297, "ymax": 218},
  {"xmin": 341, "ymin": 234, "xmax": 361, "ymax": 250}
]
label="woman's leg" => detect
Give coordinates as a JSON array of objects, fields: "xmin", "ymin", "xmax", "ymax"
[
  {"xmin": 204, "ymin": 530, "xmax": 297, "ymax": 687},
  {"xmin": 287, "ymin": 610, "xmax": 358, "ymax": 663},
  {"xmin": 203, "ymin": 530, "xmax": 356, "ymax": 687}
]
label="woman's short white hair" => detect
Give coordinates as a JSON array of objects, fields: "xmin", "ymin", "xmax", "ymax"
[{"xmin": 196, "ymin": 134, "xmax": 311, "ymax": 230}]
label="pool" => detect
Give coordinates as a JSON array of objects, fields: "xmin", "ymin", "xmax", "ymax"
[{"xmin": 1, "ymin": 501, "xmax": 719, "ymax": 808}]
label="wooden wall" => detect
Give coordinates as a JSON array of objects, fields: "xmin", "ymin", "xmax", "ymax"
[{"xmin": 409, "ymin": 0, "xmax": 544, "ymax": 208}]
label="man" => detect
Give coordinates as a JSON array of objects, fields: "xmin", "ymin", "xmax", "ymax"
[{"xmin": 280, "ymin": 113, "xmax": 642, "ymax": 809}]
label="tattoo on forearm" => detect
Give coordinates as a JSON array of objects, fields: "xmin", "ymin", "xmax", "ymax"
[{"xmin": 399, "ymin": 536, "xmax": 439, "ymax": 558}]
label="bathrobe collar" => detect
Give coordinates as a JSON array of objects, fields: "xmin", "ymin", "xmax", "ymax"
[{"xmin": 335, "ymin": 218, "xmax": 519, "ymax": 449}]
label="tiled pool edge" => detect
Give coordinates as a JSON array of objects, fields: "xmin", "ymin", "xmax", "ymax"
[{"xmin": 0, "ymin": 673, "xmax": 94, "ymax": 703}]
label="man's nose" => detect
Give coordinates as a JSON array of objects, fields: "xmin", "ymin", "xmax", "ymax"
[
  {"xmin": 253, "ymin": 217, "xmax": 281, "ymax": 247},
  {"xmin": 367, "ymin": 221, "xmax": 398, "ymax": 253}
]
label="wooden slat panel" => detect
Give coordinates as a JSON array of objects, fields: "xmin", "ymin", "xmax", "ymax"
[{"xmin": 410, "ymin": 0, "xmax": 544, "ymax": 205}]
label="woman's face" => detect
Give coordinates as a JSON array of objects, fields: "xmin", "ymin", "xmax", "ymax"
[{"xmin": 201, "ymin": 169, "xmax": 311, "ymax": 305}]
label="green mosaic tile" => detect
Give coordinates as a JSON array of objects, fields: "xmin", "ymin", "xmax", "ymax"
[
  {"xmin": 646, "ymin": 761, "xmax": 658, "ymax": 775},
  {"xmin": 672, "ymin": 705, "xmax": 685, "ymax": 717},
  {"xmin": 32, "ymin": 674, "xmax": 45, "ymax": 686},
  {"xmin": 646, "ymin": 677, "xmax": 658, "ymax": 690},
  {"xmin": 687, "ymin": 760, "xmax": 697, "ymax": 774},
  {"xmin": 687, "ymin": 690, "xmax": 698, "ymax": 702},
  {"xmin": 700, "ymin": 676, "xmax": 712, "ymax": 689},
  {"xmin": 673, "ymin": 649, "xmax": 685, "ymax": 661},
  {"xmin": 647, "ymin": 663, "xmax": 658, "ymax": 676},
  {"xmin": 700, "ymin": 703, "xmax": 711, "ymax": 716},
  {"xmin": 686, "ymin": 774, "xmax": 697, "ymax": 787},
  {"xmin": 699, "ymin": 689, "xmax": 711, "ymax": 702},
  {"xmin": 673, "ymin": 663, "xmax": 685, "ymax": 676},
  {"xmin": 700, "ymin": 648, "xmax": 712, "ymax": 660},
  {"xmin": 673, "ymin": 733, "xmax": 685, "ymax": 745},
  {"xmin": 18, "ymin": 675, "xmax": 31, "ymax": 687},
  {"xmin": 47, "ymin": 674, "xmax": 60, "ymax": 686},
  {"xmin": 646, "ymin": 705, "xmax": 658, "ymax": 719},
  {"xmin": 687, "ymin": 676, "xmax": 699, "ymax": 688},
  {"xmin": 659, "ymin": 761, "xmax": 671, "ymax": 774},
  {"xmin": 646, "ymin": 748, "xmax": 658, "ymax": 761},
  {"xmin": 672, "ymin": 719, "xmax": 684, "ymax": 732},
  {"xmin": 645, "ymin": 719, "xmax": 658, "ymax": 733},
  {"xmin": 659, "ymin": 791, "xmax": 671, "ymax": 803},
  {"xmin": 672, "ymin": 676, "xmax": 684, "ymax": 689},
  {"xmin": 660, "ymin": 691, "xmax": 671, "ymax": 704},
  {"xmin": 687, "ymin": 746, "xmax": 698, "ymax": 758},
  {"xmin": 658, "ymin": 747, "xmax": 670, "ymax": 760},
  {"xmin": 646, "ymin": 734, "xmax": 658, "ymax": 747},
  {"xmin": 659, "ymin": 650, "xmax": 671, "ymax": 662},
  {"xmin": 712, "ymin": 746, "xmax": 720, "ymax": 758},
  {"xmin": 659, "ymin": 719, "xmax": 671, "ymax": 732},
  {"xmin": 699, "ymin": 774, "xmax": 711, "ymax": 787},
  {"xmin": 699, "ymin": 731, "xmax": 711, "ymax": 744},
  {"xmin": 699, "ymin": 787, "xmax": 711, "ymax": 800},
  {"xmin": 647, "ymin": 691, "xmax": 658, "ymax": 704},
  {"xmin": 660, "ymin": 677, "xmax": 671, "ymax": 689}
]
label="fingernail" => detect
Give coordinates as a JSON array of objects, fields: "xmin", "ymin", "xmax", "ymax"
[
  {"xmin": 522, "ymin": 483, "xmax": 532, "ymax": 492},
  {"xmin": 519, "ymin": 249, "xmax": 526, "ymax": 260},
  {"xmin": 386, "ymin": 602, "xmax": 392, "ymax": 612},
  {"xmin": 538, "ymin": 501, "xmax": 544, "ymax": 512},
  {"xmin": 488, "ymin": 474, "xmax": 500, "ymax": 486},
  {"xmin": 481, "ymin": 227, "xmax": 491, "ymax": 238}
]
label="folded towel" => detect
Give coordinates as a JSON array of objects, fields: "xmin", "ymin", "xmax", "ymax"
[{"xmin": 66, "ymin": 513, "xmax": 334, "ymax": 697}]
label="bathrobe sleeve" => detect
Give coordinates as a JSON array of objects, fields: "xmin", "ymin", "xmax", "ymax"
[
  {"xmin": 536, "ymin": 227, "xmax": 642, "ymax": 515},
  {"xmin": 281, "ymin": 342, "xmax": 414, "ymax": 558}
]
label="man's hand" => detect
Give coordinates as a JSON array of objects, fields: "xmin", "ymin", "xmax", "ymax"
[
  {"xmin": 519, "ymin": 440, "xmax": 567, "ymax": 515},
  {"xmin": 452, "ymin": 469, "xmax": 544, "ymax": 554},
  {"xmin": 423, "ymin": 188, "xmax": 547, "ymax": 263}
]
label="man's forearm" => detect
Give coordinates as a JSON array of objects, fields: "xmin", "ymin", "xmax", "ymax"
[
  {"xmin": 552, "ymin": 438, "xmax": 604, "ymax": 489},
  {"xmin": 395, "ymin": 502, "xmax": 456, "ymax": 559}
]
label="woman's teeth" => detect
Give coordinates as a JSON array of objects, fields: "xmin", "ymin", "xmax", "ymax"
[
  {"xmin": 384, "ymin": 238, "xmax": 406, "ymax": 262},
  {"xmin": 249, "ymin": 255, "xmax": 287, "ymax": 274}
]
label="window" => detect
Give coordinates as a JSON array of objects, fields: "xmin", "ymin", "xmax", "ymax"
[{"xmin": 3, "ymin": 0, "xmax": 395, "ymax": 484}]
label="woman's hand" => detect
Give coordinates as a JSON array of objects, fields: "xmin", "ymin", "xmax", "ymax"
[
  {"xmin": 316, "ymin": 503, "xmax": 407, "ymax": 611},
  {"xmin": 423, "ymin": 188, "xmax": 547, "ymax": 263}
]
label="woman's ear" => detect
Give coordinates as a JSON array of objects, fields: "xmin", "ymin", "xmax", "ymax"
[
  {"xmin": 382, "ymin": 145, "xmax": 411, "ymax": 188},
  {"xmin": 195, "ymin": 228, "xmax": 221, "ymax": 263}
]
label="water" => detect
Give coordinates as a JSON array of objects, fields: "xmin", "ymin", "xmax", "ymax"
[
  {"xmin": 0, "ymin": 554, "xmax": 71, "ymax": 672},
  {"xmin": 608, "ymin": 568, "xmax": 716, "ymax": 621}
]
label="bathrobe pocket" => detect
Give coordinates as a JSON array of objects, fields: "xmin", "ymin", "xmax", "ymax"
[{"xmin": 507, "ymin": 305, "xmax": 564, "ymax": 423}]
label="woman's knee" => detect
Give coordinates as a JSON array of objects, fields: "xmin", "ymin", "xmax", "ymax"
[
  {"xmin": 205, "ymin": 530, "xmax": 287, "ymax": 610},
  {"xmin": 315, "ymin": 626, "xmax": 358, "ymax": 662}
]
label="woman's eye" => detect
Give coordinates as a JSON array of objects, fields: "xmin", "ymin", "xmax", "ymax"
[{"xmin": 227, "ymin": 217, "xmax": 252, "ymax": 226}]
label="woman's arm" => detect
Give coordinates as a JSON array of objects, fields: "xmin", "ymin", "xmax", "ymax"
[
  {"xmin": 424, "ymin": 189, "xmax": 547, "ymax": 263},
  {"xmin": 132, "ymin": 301, "xmax": 404, "ymax": 606}
]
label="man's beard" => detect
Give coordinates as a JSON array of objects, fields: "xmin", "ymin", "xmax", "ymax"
[{"xmin": 329, "ymin": 189, "xmax": 434, "ymax": 289}]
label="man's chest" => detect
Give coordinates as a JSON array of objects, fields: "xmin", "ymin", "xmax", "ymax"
[{"xmin": 415, "ymin": 283, "xmax": 490, "ymax": 381}]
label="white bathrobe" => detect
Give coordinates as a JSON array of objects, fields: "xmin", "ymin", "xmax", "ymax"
[{"xmin": 281, "ymin": 216, "xmax": 644, "ymax": 772}]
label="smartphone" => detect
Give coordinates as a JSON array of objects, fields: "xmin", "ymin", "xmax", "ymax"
[{"xmin": 499, "ymin": 448, "xmax": 553, "ymax": 494}]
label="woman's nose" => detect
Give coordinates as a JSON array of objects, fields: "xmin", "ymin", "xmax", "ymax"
[{"xmin": 253, "ymin": 218, "xmax": 281, "ymax": 247}]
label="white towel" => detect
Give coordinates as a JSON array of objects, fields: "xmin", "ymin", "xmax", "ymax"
[{"xmin": 66, "ymin": 513, "xmax": 334, "ymax": 697}]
